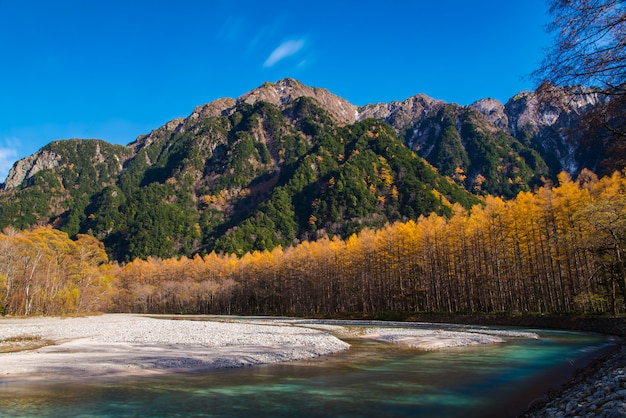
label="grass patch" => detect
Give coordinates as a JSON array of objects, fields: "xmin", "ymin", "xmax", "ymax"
[{"xmin": 0, "ymin": 335, "xmax": 55, "ymax": 353}]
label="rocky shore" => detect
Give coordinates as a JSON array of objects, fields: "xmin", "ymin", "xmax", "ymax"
[{"xmin": 522, "ymin": 345, "xmax": 626, "ymax": 417}]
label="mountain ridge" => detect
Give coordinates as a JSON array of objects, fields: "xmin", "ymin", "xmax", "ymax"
[
  {"xmin": 3, "ymin": 78, "xmax": 600, "ymax": 191},
  {"xmin": 0, "ymin": 79, "xmax": 611, "ymax": 261}
]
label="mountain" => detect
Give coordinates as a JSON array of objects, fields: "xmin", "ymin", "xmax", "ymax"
[
  {"xmin": 501, "ymin": 86, "xmax": 603, "ymax": 174},
  {"xmin": 360, "ymin": 98, "xmax": 549, "ymax": 197},
  {"xmin": 0, "ymin": 140, "xmax": 132, "ymax": 233},
  {"xmin": 0, "ymin": 80, "xmax": 478, "ymax": 260},
  {"xmin": 0, "ymin": 79, "xmax": 609, "ymax": 261},
  {"xmin": 358, "ymin": 85, "xmax": 602, "ymax": 197}
]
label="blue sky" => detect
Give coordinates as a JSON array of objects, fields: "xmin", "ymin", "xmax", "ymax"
[{"xmin": 0, "ymin": 0, "xmax": 552, "ymax": 180}]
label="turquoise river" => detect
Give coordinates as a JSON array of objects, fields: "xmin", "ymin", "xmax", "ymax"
[{"xmin": 0, "ymin": 321, "xmax": 614, "ymax": 418}]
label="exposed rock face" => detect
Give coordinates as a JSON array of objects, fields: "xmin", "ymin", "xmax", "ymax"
[
  {"xmin": 129, "ymin": 118, "xmax": 186, "ymax": 152},
  {"xmin": 359, "ymin": 94, "xmax": 445, "ymax": 128},
  {"xmin": 505, "ymin": 91, "xmax": 550, "ymax": 138},
  {"xmin": 2, "ymin": 139, "xmax": 131, "ymax": 193},
  {"xmin": 359, "ymin": 84, "xmax": 604, "ymax": 176},
  {"xmin": 504, "ymin": 88, "xmax": 600, "ymax": 138},
  {"xmin": 358, "ymin": 95, "xmax": 449, "ymax": 154},
  {"xmin": 129, "ymin": 98, "xmax": 237, "ymax": 154},
  {"xmin": 238, "ymin": 78, "xmax": 359, "ymax": 124},
  {"xmin": 128, "ymin": 79, "xmax": 359, "ymax": 155},
  {"xmin": 504, "ymin": 87, "xmax": 601, "ymax": 173},
  {"xmin": 469, "ymin": 98, "xmax": 509, "ymax": 130},
  {"xmin": 2, "ymin": 149, "xmax": 61, "ymax": 190},
  {"xmin": 190, "ymin": 97, "xmax": 237, "ymax": 120}
]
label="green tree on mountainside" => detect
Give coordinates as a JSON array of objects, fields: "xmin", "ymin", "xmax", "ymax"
[{"xmin": 0, "ymin": 97, "xmax": 478, "ymax": 261}]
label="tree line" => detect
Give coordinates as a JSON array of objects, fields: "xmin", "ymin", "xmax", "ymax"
[{"xmin": 1, "ymin": 170, "xmax": 624, "ymax": 317}]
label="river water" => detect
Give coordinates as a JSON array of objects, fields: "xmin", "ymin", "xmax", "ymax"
[{"xmin": 0, "ymin": 323, "xmax": 613, "ymax": 418}]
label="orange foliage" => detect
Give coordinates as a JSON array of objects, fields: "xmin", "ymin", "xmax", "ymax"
[{"xmin": 4, "ymin": 171, "xmax": 625, "ymax": 317}]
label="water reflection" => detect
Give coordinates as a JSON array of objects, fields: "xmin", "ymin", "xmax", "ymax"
[{"xmin": 0, "ymin": 324, "xmax": 612, "ymax": 418}]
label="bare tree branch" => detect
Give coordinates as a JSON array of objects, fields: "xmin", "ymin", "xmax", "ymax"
[{"xmin": 535, "ymin": 0, "xmax": 626, "ymax": 174}]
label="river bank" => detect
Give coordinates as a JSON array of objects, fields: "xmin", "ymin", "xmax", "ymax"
[
  {"xmin": 521, "ymin": 345, "xmax": 626, "ymax": 417},
  {"xmin": 406, "ymin": 313, "xmax": 626, "ymax": 338},
  {"xmin": 309, "ymin": 312, "xmax": 626, "ymax": 337}
]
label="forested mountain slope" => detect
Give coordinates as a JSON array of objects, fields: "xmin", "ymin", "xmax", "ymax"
[
  {"xmin": 0, "ymin": 83, "xmax": 476, "ymax": 260},
  {"xmin": 0, "ymin": 79, "xmax": 609, "ymax": 261}
]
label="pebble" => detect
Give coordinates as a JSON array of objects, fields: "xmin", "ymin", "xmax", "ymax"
[{"xmin": 522, "ymin": 346, "xmax": 626, "ymax": 417}]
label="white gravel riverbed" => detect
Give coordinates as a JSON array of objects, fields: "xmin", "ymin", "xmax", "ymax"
[
  {"xmin": 0, "ymin": 314, "xmax": 539, "ymax": 381},
  {"xmin": 0, "ymin": 314, "xmax": 350, "ymax": 380}
]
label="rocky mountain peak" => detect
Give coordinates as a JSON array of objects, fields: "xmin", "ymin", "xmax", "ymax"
[
  {"xmin": 238, "ymin": 78, "xmax": 359, "ymax": 124},
  {"xmin": 190, "ymin": 97, "xmax": 237, "ymax": 120},
  {"xmin": 128, "ymin": 79, "xmax": 360, "ymax": 154},
  {"xmin": 3, "ymin": 79, "xmax": 611, "ymax": 196},
  {"xmin": 129, "ymin": 98, "xmax": 238, "ymax": 153},
  {"xmin": 2, "ymin": 139, "xmax": 132, "ymax": 192},
  {"xmin": 128, "ymin": 117, "xmax": 186, "ymax": 152},
  {"xmin": 504, "ymin": 87, "xmax": 601, "ymax": 136},
  {"xmin": 2, "ymin": 148, "xmax": 61, "ymax": 191},
  {"xmin": 469, "ymin": 98, "xmax": 508, "ymax": 130},
  {"xmin": 502, "ymin": 87, "xmax": 605, "ymax": 174},
  {"xmin": 504, "ymin": 91, "xmax": 544, "ymax": 136},
  {"xmin": 358, "ymin": 94, "xmax": 445, "ymax": 128},
  {"xmin": 0, "ymin": 78, "xmax": 618, "ymax": 261}
]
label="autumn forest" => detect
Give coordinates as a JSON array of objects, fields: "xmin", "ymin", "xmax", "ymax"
[{"xmin": 2, "ymin": 170, "xmax": 624, "ymax": 317}]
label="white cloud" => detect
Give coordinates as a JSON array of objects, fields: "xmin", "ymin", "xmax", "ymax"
[
  {"xmin": 263, "ymin": 39, "xmax": 305, "ymax": 68},
  {"xmin": 0, "ymin": 147, "xmax": 18, "ymax": 181}
]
